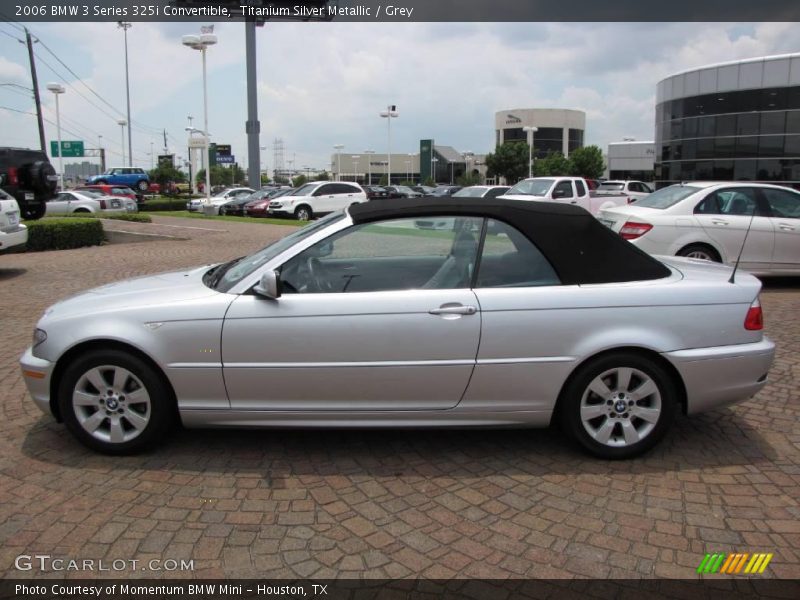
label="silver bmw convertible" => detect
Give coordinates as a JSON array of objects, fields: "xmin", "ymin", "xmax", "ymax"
[{"xmin": 20, "ymin": 199, "xmax": 775, "ymax": 458}]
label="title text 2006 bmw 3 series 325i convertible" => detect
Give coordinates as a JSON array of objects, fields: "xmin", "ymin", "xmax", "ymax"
[{"xmin": 20, "ymin": 198, "xmax": 775, "ymax": 459}]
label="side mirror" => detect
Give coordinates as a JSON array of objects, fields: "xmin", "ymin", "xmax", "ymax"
[
  {"xmin": 552, "ymin": 189, "xmax": 566, "ymax": 199},
  {"xmin": 254, "ymin": 270, "xmax": 282, "ymax": 299}
]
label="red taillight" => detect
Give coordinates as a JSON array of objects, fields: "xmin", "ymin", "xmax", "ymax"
[
  {"xmin": 744, "ymin": 298, "xmax": 763, "ymax": 331},
  {"xmin": 99, "ymin": 199, "xmax": 107, "ymax": 209},
  {"xmin": 7, "ymin": 167, "xmax": 18, "ymax": 186},
  {"xmin": 619, "ymin": 221, "xmax": 653, "ymax": 240}
]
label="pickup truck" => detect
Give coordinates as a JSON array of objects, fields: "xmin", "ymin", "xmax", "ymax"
[
  {"xmin": 593, "ymin": 180, "xmax": 653, "ymax": 204},
  {"xmin": 502, "ymin": 176, "xmax": 630, "ymax": 215}
]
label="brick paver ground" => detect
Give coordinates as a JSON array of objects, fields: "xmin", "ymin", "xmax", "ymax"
[{"xmin": 0, "ymin": 215, "xmax": 798, "ymax": 580}]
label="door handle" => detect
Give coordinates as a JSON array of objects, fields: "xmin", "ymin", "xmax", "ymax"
[
  {"xmin": 711, "ymin": 219, "xmax": 729, "ymax": 225},
  {"xmin": 779, "ymin": 224, "xmax": 795, "ymax": 231},
  {"xmin": 429, "ymin": 305, "xmax": 477, "ymax": 316}
]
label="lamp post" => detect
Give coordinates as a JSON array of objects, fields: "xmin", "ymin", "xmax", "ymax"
[
  {"xmin": 379, "ymin": 104, "xmax": 398, "ymax": 185},
  {"xmin": 404, "ymin": 159, "xmax": 410, "ymax": 183},
  {"xmin": 46, "ymin": 82, "xmax": 65, "ymax": 190},
  {"xmin": 333, "ymin": 144, "xmax": 344, "ymax": 181},
  {"xmin": 351, "ymin": 155, "xmax": 360, "ymax": 183},
  {"xmin": 182, "ymin": 31, "xmax": 217, "ymax": 207},
  {"xmin": 523, "ymin": 126, "xmax": 538, "ymax": 178},
  {"xmin": 408, "ymin": 153, "xmax": 414, "ymax": 183},
  {"xmin": 463, "ymin": 151, "xmax": 474, "ymax": 182},
  {"xmin": 117, "ymin": 22, "xmax": 133, "ymax": 167},
  {"xmin": 431, "ymin": 157, "xmax": 438, "ymax": 184},
  {"xmin": 117, "ymin": 118, "xmax": 127, "ymax": 166},
  {"xmin": 363, "ymin": 149, "xmax": 375, "ymax": 185},
  {"xmin": 149, "ymin": 141, "xmax": 155, "ymax": 169}
]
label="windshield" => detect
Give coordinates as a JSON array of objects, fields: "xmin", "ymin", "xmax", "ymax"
[
  {"xmin": 453, "ymin": 187, "xmax": 486, "ymax": 198},
  {"xmin": 598, "ymin": 183, "xmax": 624, "ymax": 191},
  {"xmin": 634, "ymin": 185, "xmax": 700, "ymax": 209},
  {"xmin": 288, "ymin": 183, "xmax": 319, "ymax": 197},
  {"xmin": 210, "ymin": 211, "xmax": 345, "ymax": 292},
  {"xmin": 507, "ymin": 179, "xmax": 555, "ymax": 196}
]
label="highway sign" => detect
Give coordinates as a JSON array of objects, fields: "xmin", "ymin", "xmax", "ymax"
[{"xmin": 50, "ymin": 141, "xmax": 84, "ymax": 157}]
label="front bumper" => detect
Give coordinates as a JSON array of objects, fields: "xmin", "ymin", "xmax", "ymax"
[
  {"xmin": 20, "ymin": 347, "xmax": 55, "ymax": 417},
  {"xmin": 664, "ymin": 338, "xmax": 775, "ymax": 414}
]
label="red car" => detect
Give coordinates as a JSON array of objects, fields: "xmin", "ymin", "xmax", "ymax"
[{"xmin": 76, "ymin": 184, "xmax": 138, "ymax": 201}]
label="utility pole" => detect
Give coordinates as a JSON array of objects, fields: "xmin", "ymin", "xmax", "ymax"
[
  {"xmin": 245, "ymin": 19, "xmax": 261, "ymax": 190},
  {"xmin": 24, "ymin": 29, "xmax": 46, "ymax": 154},
  {"xmin": 118, "ymin": 22, "xmax": 133, "ymax": 167}
]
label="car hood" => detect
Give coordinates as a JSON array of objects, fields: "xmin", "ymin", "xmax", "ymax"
[{"xmin": 42, "ymin": 265, "xmax": 224, "ymax": 320}]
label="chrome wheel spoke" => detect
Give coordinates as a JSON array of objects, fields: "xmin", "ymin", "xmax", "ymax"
[
  {"xmin": 84, "ymin": 368, "xmax": 108, "ymax": 393},
  {"xmin": 580, "ymin": 403, "xmax": 607, "ymax": 420},
  {"xmin": 126, "ymin": 388, "xmax": 149, "ymax": 407},
  {"xmin": 108, "ymin": 418, "xmax": 125, "ymax": 443},
  {"xmin": 620, "ymin": 421, "xmax": 640, "ymax": 445},
  {"xmin": 616, "ymin": 368, "xmax": 633, "ymax": 393},
  {"xmin": 124, "ymin": 410, "xmax": 148, "ymax": 431},
  {"xmin": 112, "ymin": 368, "xmax": 130, "ymax": 392},
  {"xmin": 630, "ymin": 378, "xmax": 657, "ymax": 401},
  {"xmin": 81, "ymin": 410, "xmax": 106, "ymax": 433},
  {"xmin": 633, "ymin": 406, "xmax": 661, "ymax": 424},
  {"xmin": 588, "ymin": 377, "xmax": 611, "ymax": 398},
  {"xmin": 594, "ymin": 419, "xmax": 615, "ymax": 444},
  {"xmin": 73, "ymin": 391, "xmax": 98, "ymax": 407}
]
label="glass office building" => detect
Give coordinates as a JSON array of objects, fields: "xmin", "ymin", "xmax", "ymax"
[
  {"xmin": 494, "ymin": 109, "xmax": 585, "ymax": 158},
  {"xmin": 655, "ymin": 54, "xmax": 800, "ymax": 187}
]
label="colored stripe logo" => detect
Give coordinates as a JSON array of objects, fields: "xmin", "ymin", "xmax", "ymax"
[{"xmin": 697, "ymin": 553, "xmax": 773, "ymax": 574}]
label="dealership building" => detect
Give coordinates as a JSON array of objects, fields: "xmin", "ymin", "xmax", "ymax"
[
  {"xmin": 494, "ymin": 108, "xmax": 586, "ymax": 158},
  {"xmin": 607, "ymin": 141, "xmax": 655, "ymax": 181},
  {"xmin": 655, "ymin": 53, "xmax": 800, "ymax": 186}
]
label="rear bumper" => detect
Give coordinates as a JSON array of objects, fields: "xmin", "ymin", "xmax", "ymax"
[
  {"xmin": 0, "ymin": 224, "xmax": 27, "ymax": 253},
  {"xmin": 19, "ymin": 347, "xmax": 55, "ymax": 417},
  {"xmin": 664, "ymin": 338, "xmax": 775, "ymax": 414}
]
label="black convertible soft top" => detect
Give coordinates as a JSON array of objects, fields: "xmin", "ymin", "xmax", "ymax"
[{"xmin": 348, "ymin": 198, "xmax": 670, "ymax": 285}]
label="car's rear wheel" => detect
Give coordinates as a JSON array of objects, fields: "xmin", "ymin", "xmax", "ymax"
[
  {"xmin": 73, "ymin": 208, "xmax": 91, "ymax": 213},
  {"xmin": 559, "ymin": 352, "xmax": 677, "ymax": 459},
  {"xmin": 136, "ymin": 180, "xmax": 149, "ymax": 192},
  {"xmin": 294, "ymin": 205, "xmax": 312, "ymax": 221},
  {"xmin": 677, "ymin": 244, "xmax": 721, "ymax": 262},
  {"xmin": 58, "ymin": 349, "xmax": 174, "ymax": 454}
]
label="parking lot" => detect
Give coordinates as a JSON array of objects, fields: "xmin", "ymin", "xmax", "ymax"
[{"xmin": 0, "ymin": 215, "xmax": 798, "ymax": 579}]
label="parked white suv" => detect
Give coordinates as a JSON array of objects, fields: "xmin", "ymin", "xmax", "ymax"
[
  {"xmin": 503, "ymin": 177, "xmax": 627, "ymax": 214},
  {"xmin": 594, "ymin": 180, "xmax": 653, "ymax": 203},
  {"xmin": 0, "ymin": 188, "xmax": 27, "ymax": 253},
  {"xmin": 269, "ymin": 181, "xmax": 367, "ymax": 221}
]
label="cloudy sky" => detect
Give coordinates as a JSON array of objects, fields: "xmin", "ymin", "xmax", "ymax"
[{"xmin": 1, "ymin": 21, "xmax": 799, "ymax": 173}]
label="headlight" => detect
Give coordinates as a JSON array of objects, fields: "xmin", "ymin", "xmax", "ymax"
[{"xmin": 33, "ymin": 328, "xmax": 47, "ymax": 347}]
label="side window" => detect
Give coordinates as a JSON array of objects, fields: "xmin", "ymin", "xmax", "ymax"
[
  {"xmin": 331, "ymin": 184, "xmax": 356, "ymax": 195},
  {"xmin": 553, "ymin": 180, "xmax": 574, "ymax": 198},
  {"xmin": 718, "ymin": 188, "xmax": 759, "ymax": 216},
  {"xmin": 54, "ymin": 193, "xmax": 70, "ymax": 202},
  {"xmin": 628, "ymin": 183, "xmax": 641, "ymax": 193},
  {"xmin": 476, "ymin": 220, "xmax": 560, "ymax": 288},
  {"xmin": 575, "ymin": 180, "xmax": 587, "ymax": 196},
  {"xmin": 280, "ymin": 217, "xmax": 483, "ymax": 293},
  {"xmin": 486, "ymin": 188, "xmax": 507, "ymax": 199},
  {"xmin": 694, "ymin": 193, "xmax": 722, "ymax": 214},
  {"xmin": 314, "ymin": 184, "xmax": 334, "ymax": 196},
  {"xmin": 762, "ymin": 188, "xmax": 800, "ymax": 218}
]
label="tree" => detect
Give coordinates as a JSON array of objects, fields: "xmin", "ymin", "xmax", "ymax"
[
  {"xmin": 292, "ymin": 174, "xmax": 308, "ymax": 187},
  {"xmin": 457, "ymin": 173, "xmax": 482, "ymax": 187},
  {"xmin": 423, "ymin": 177, "xmax": 435, "ymax": 187},
  {"xmin": 148, "ymin": 165, "xmax": 186, "ymax": 187},
  {"xmin": 315, "ymin": 171, "xmax": 330, "ymax": 181},
  {"xmin": 568, "ymin": 145, "xmax": 605, "ymax": 179},
  {"xmin": 533, "ymin": 151, "xmax": 570, "ymax": 177},
  {"xmin": 378, "ymin": 174, "xmax": 388, "ymax": 185},
  {"xmin": 485, "ymin": 142, "xmax": 530, "ymax": 184},
  {"xmin": 260, "ymin": 173, "xmax": 271, "ymax": 185}
]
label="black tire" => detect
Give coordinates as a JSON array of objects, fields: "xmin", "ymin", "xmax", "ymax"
[
  {"xmin": 294, "ymin": 205, "xmax": 312, "ymax": 221},
  {"xmin": 677, "ymin": 244, "xmax": 721, "ymax": 262},
  {"xmin": 58, "ymin": 349, "xmax": 175, "ymax": 454},
  {"xmin": 73, "ymin": 208, "xmax": 91, "ymax": 213},
  {"xmin": 559, "ymin": 352, "xmax": 677, "ymax": 459},
  {"xmin": 94, "ymin": 180, "xmax": 107, "ymax": 186},
  {"xmin": 219, "ymin": 206, "xmax": 226, "ymax": 216},
  {"xmin": 22, "ymin": 203, "xmax": 46, "ymax": 220},
  {"xmin": 136, "ymin": 180, "xmax": 149, "ymax": 192}
]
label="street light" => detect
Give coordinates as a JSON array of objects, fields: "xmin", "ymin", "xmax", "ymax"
[
  {"xmin": 117, "ymin": 119, "xmax": 127, "ymax": 165},
  {"xmin": 363, "ymin": 150, "xmax": 375, "ymax": 185},
  {"xmin": 523, "ymin": 126, "xmax": 538, "ymax": 178},
  {"xmin": 351, "ymin": 155, "xmax": 360, "ymax": 183},
  {"xmin": 431, "ymin": 157, "xmax": 438, "ymax": 184},
  {"xmin": 46, "ymin": 82, "xmax": 65, "ymax": 190},
  {"xmin": 118, "ymin": 22, "xmax": 133, "ymax": 167},
  {"xmin": 407, "ymin": 153, "xmax": 414, "ymax": 183},
  {"xmin": 463, "ymin": 151, "xmax": 474, "ymax": 182},
  {"xmin": 333, "ymin": 144, "xmax": 344, "ymax": 181},
  {"xmin": 379, "ymin": 104, "xmax": 398, "ymax": 185},
  {"xmin": 182, "ymin": 30, "xmax": 217, "ymax": 207}
]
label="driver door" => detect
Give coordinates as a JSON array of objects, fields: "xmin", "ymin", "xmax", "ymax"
[{"xmin": 221, "ymin": 217, "xmax": 483, "ymax": 411}]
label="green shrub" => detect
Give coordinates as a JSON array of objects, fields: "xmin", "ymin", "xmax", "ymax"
[
  {"xmin": 60, "ymin": 212, "xmax": 152, "ymax": 223},
  {"xmin": 143, "ymin": 198, "xmax": 189, "ymax": 211},
  {"xmin": 25, "ymin": 218, "xmax": 105, "ymax": 252}
]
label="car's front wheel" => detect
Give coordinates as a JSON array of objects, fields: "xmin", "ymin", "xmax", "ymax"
[
  {"xmin": 58, "ymin": 349, "xmax": 174, "ymax": 454},
  {"xmin": 559, "ymin": 352, "xmax": 677, "ymax": 459},
  {"xmin": 136, "ymin": 180, "xmax": 149, "ymax": 192},
  {"xmin": 294, "ymin": 205, "xmax": 312, "ymax": 221}
]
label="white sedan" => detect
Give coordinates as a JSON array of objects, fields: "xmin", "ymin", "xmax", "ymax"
[
  {"xmin": 186, "ymin": 188, "xmax": 255, "ymax": 213},
  {"xmin": 45, "ymin": 191, "xmax": 138, "ymax": 215},
  {"xmin": 599, "ymin": 182, "xmax": 800, "ymax": 276}
]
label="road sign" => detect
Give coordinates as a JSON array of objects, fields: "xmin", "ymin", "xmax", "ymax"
[
  {"xmin": 216, "ymin": 155, "xmax": 235, "ymax": 164},
  {"xmin": 216, "ymin": 144, "xmax": 231, "ymax": 157},
  {"xmin": 158, "ymin": 154, "xmax": 174, "ymax": 167},
  {"xmin": 50, "ymin": 140, "xmax": 84, "ymax": 157},
  {"xmin": 188, "ymin": 136, "xmax": 208, "ymax": 149}
]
